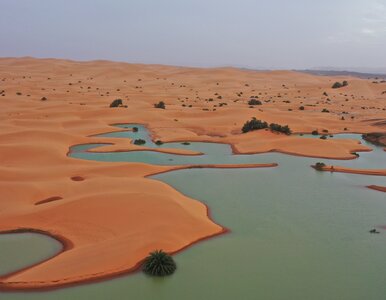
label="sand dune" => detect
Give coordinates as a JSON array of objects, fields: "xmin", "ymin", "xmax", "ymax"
[{"xmin": 0, "ymin": 57, "xmax": 385, "ymax": 289}]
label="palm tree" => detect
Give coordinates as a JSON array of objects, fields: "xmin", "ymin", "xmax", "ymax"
[{"xmin": 142, "ymin": 250, "xmax": 177, "ymax": 276}]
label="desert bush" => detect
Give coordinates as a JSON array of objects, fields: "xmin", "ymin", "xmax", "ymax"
[
  {"xmin": 154, "ymin": 101, "xmax": 166, "ymax": 109},
  {"xmin": 133, "ymin": 139, "xmax": 146, "ymax": 145},
  {"xmin": 332, "ymin": 81, "xmax": 348, "ymax": 89},
  {"xmin": 269, "ymin": 123, "xmax": 292, "ymax": 135},
  {"xmin": 110, "ymin": 99, "xmax": 123, "ymax": 107},
  {"xmin": 314, "ymin": 162, "xmax": 326, "ymax": 170},
  {"xmin": 242, "ymin": 118, "xmax": 268, "ymax": 133},
  {"xmin": 248, "ymin": 99, "xmax": 262, "ymax": 106}
]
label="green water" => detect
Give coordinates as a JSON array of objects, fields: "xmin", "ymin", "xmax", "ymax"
[
  {"xmin": 2, "ymin": 125, "xmax": 386, "ymax": 300},
  {"xmin": 0, "ymin": 233, "xmax": 62, "ymax": 276}
]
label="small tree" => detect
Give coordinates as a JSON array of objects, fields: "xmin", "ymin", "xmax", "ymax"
[
  {"xmin": 142, "ymin": 250, "xmax": 176, "ymax": 276},
  {"xmin": 332, "ymin": 82, "xmax": 343, "ymax": 89},
  {"xmin": 154, "ymin": 101, "xmax": 166, "ymax": 109}
]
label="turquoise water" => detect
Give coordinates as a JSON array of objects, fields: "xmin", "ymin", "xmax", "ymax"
[{"xmin": 2, "ymin": 125, "xmax": 386, "ymax": 300}]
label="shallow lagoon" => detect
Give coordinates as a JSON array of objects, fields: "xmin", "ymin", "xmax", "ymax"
[{"xmin": 2, "ymin": 124, "xmax": 386, "ymax": 300}]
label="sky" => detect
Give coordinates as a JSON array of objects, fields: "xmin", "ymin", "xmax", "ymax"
[{"xmin": 0, "ymin": 0, "xmax": 385, "ymax": 70}]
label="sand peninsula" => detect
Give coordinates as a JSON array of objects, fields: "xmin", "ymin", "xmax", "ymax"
[{"xmin": 0, "ymin": 57, "xmax": 385, "ymax": 289}]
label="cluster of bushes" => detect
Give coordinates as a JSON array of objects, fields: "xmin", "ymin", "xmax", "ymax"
[
  {"xmin": 133, "ymin": 139, "xmax": 146, "ymax": 145},
  {"xmin": 269, "ymin": 123, "xmax": 292, "ymax": 135},
  {"xmin": 242, "ymin": 118, "xmax": 291, "ymax": 135},
  {"xmin": 332, "ymin": 81, "xmax": 348, "ymax": 89},
  {"xmin": 154, "ymin": 101, "xmax": 166, "ymax": 109},
  {"xmin": 110, "ymin": 99, "xmax": 123, "ymax": 107},
  {"xmin": 248, "ymin": 99, "xmax": 262, "ymax": 106},
  {"xmin": 242, "ymin": 118, "xmax": 268, "ymax": 133}
]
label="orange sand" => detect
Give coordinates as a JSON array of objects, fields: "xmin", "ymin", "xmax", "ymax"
[
  {"xmin": 315, "ymin": 165, "xmax": 386, "ymax": 176},
  {"xmin": 0, "ymin": 57, "xmax": 385, "ymax": 289},
  {"xmin": 367, "ymin": 185, "xmax": 386, "ymax": 193}
]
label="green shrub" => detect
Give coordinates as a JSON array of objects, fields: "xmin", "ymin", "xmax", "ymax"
[
  {"xmin": 133, "ymin": 139, "xmax": 146, "ymax": 145},
  {"xmin": 314, "ymin": 162, "xmax": 326, "ymax": 170},
  {"xmin": 248, "ymin": 99, "xmax": 262, "ymax": 106},
  {"xmin": 311, "ymin": 130, "xmax": 319, "ymax": 135},
  {"xmin": 299, "ymin": 106, "xmax": 305, "ymax": 110},
  {"xmin": 132, "ymin": 127, "xmax": 138, "ymax": 132},
  {"xmin": 142, "ymin": 250, "xmax": 176, "ymax": 276},
  {"xmin": 242, "ymin": 118, "xmax": 291, "ymax": 134},
  {"xmin": 154, "ymin": 101, "xmax": 166, "ymax": 109},
  {"xmin": 110, "ymin": 99, "xmax": 123, "ymax": 107},
  {"xmin": 269, "ymin": 123, "xmax": 292, "ymax": 135},
  {"xmin": 332, "ymin": 81, "xmax": 348, "ymax": 89},
  {"xmin": 242, "ymin": 118, "xmax": 268, "ymax": 133},
  {"xmin": 155, "ymin": 140, "xmax": 164, "ymax": 146}
]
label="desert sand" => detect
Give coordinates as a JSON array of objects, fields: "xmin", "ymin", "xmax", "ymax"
[
  {"xmin": 313, "ymin": 165, "xmax": 386, "ymax": 176},
  {"xmin": 367, "ymin": 185, "xmax": 386, "ymax": 193},
  {"xmin": 0, "ymin": 57, "xmax": 385, "ymax": 289}
]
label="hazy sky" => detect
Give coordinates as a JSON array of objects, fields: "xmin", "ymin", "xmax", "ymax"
[{"xmin": 1, "ymin": 0, "xmax": 385, "ymax": 70}]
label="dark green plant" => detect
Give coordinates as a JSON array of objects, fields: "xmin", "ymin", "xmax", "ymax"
[
  {"xmin": 242, "ymin": 118, "xmax": 268, "ymax": 133},
  {"xmin": 110, "ymin": 99, "xmax": 123, "ymax": 107},
  {"xmin": 132, "ymin": 127, "xmax": 138, "ymax": 132},
  {"xmin": 248, "ymin": 99, "xmax": 262, "ymax": 106},
  {"xmin": 155, "ymin": 140, "xmax": 164, "ymax": 146},
  {"xmin": 154, "ymin": 101, "xmax": 166, "ymax": 109},
  {"xmin": 314, "ymin": 162, "xmax": 326, "ymax": 171},
  {"xmin": 299, "ymin": 106, "xmax": 305, "ymax": 110},
  {"xmin": 311, "ymin": 130, "xmax": 319, "ymax": 136},
  {"xmin": 142, "ymin": 250, "xmax": 176, "ymax": 276},
  {"xmin": 133, "ymin": 139, "xmax": 146, "ymax": 145},
  {"xmin": 269, "ymin": 123, "xmax": 292, "ymax": 135},
  {"xmin": 181, "ymin": 142, "xmax": 191, "ymax": 145}
]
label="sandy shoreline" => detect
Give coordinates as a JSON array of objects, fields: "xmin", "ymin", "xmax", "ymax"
[
  {"xmin": 0, "ymin": 57, "xmax": 385, "ymax": 290},
  {"xmin": 315, "ymin": 165, "xmax": 386, "ymax": 176}
]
